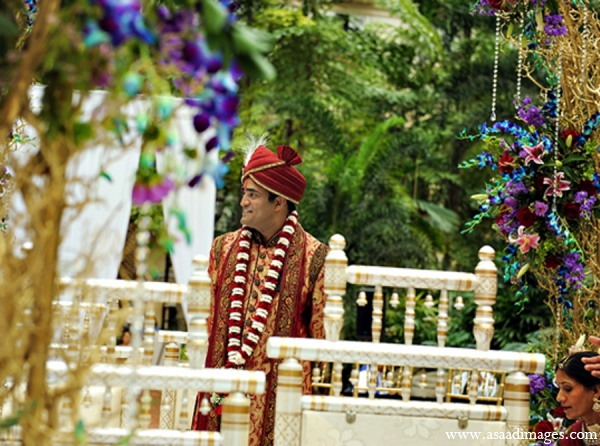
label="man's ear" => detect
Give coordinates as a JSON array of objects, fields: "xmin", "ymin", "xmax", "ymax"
[{"xmin": 274, "ymin": 196, "xmax": 285, "ymax": 210}]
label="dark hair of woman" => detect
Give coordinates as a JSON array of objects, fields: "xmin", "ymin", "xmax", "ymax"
[{"xmin": 558, "ymin": 351, "xmax": 600, "ymax": 389}]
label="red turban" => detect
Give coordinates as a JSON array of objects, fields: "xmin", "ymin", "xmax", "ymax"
[{"xmin": 242, "ymin": 145, "xmax": 306, "ymax": 204}]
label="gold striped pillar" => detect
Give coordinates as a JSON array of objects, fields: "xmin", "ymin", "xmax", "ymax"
[
  {"xmin": 275, "ymin": 358, "xmax": 303, "ymax": 446},
  {"xmin": 143, "ymin": 301, "xmax": 155, "ymax": 365},
  {"xmin": 187, "ymin": 255, "xmax": 211, "ymax": 369},
  {"xmin": 404, "ymin": 287, "xmax": 415, "ymax": 345},
  {"xmin": 504, "ymin": 371, "xmax": 530, "ymax": 446},
  {"xmin": 473, "ymin": 246, "xmax": 497, "ymax": 351},
  {"xmin": 324, "ymin": 234, "xmax": 347, "ymax": 342},
  {"xmin": 372, "ymin": 285, "xmax": 383, "ymax": 343},
  {"xmin": 101, "ymin": 386, "xmax": 112, "ymax": 428},
  {"xmin": 221, "ymin": 391, "xmax": 250, "ymax": 446}
]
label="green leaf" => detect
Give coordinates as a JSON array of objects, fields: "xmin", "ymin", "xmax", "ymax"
[
  {"xmin": 73, "ymin": 122, "xmax": 93, "ymax": 146},
  {"xmin": 231, "ymin": 25, "xmax": 273, "ymax": 55},
  {"xmin": 0, "ymin": 409, "xmax": 23, "ymax": 429},
  {"xmin": 99, "ymin": 171, "xmax": 112, "ymax": 182},
  {"xmin": 201, "ymin": 0, "xmax": 227, "ymax": 35},
  {"xmin": 0, "ymin": 13, "xmax": 18, "ymax": 38},
  {"xmin": 236, "ymin": 53, "xmax": 276, "ymax": 81},
  {"xmin": 74, "ymin": 419, "xmax": 87, "ymax": 444},
  {"xmin": 562, "ymin": 155, "xmax": 588, "ymax": 164}
]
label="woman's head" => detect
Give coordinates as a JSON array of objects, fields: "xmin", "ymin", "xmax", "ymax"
[{"xmin": 555, "ymin": 351, "xmax": 600, "ymax": 422}]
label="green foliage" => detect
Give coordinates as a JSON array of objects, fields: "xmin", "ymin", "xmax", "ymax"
[{"xmin": 220, "ymin": 0, "xmax": 550, "ymax": 348}]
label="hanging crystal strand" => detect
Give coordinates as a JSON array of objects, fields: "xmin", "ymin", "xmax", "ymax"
[
  {"xmin": 553, "ymin": 53, "xmax": 563, "ymax": 356},
  {"xmin": 515, "ymin": 15, "xmax": 525, "ymax": 109},
  {"xmin": 490, "ymin": 14, "xmax": 502, "ymax": 122},
  {"xmin": 580, "ymin": 3, "xmax": 588, "ymax": 91},
  {"xmin": 552, "ymin": 54, "xmax": 563, "ymax": 214}
]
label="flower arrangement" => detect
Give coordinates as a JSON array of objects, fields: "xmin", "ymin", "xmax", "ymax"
[
  {"xmin": 460, "ymin": 96, "xmax": 600, "ymax": 307},
  {"xmin": 529, "ymin": 370, "xmax": 565, "ymax": 446}
]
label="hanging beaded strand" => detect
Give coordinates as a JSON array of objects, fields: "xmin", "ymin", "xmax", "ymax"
[
  {"xmin": 552, "ymin": 53, "xmax": 563, "ymax": 356},
  {"xmin": 552, "ymin": 54, "xmax": 563, "ymax": 214},
  {"xmin": 515, "ymin": 15, "xmax": 525, "ymax": 109},
  {"xmin": 491, "ymin": 14, "xmax": 502, "ymax": 122},
  {"xmin": 580, "ymin": 2, "xmax": 588, "ymax": 94}
]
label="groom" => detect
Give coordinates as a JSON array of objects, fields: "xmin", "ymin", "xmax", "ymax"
[{"xmin": 191, "ymin": 143, "xmax": 328, "ymax": 446}]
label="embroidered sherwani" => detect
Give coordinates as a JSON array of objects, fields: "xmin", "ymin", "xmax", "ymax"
[{"xmin": 191, "ymin": 223, "xmax": 328, "ymax": 446}]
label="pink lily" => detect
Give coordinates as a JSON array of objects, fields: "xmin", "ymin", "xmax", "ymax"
[
  {"xmin": 510, "ymin": 226, "xmax": 540, "ymax": 254},
  {"xmin": 543, "ymin": 172, "xmax": 571, "ymax": 198},
  {"xmin": 522, "ymin": 142, "xmax": 545, "ymax": 165}
]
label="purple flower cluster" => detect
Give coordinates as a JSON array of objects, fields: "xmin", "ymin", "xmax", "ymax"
[
  {"xmin": 544, "ymin": 14, "xmax": 567, "ymax": 37},
  {"xmin": 517, "ymin": 97, "xmax": 546, "ymax": 127},
  {"xmin": 575, "ymin": 191, "xmax": 596, "ymax": 218},
  {"xmin": 529, "ymin": 374, "xmax": 546, "ymax": 395},
  {"xmin": 560, "ymin": 252, "xmax": 585, "ymax": 290},
  {"xmin": 87, "ymin": 0, "xmax": 156, "ymax": 47}
]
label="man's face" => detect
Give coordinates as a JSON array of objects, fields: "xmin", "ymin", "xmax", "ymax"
[{"xmin": 240, "ymin": 178, "xmax": 278, "ymax": 234}]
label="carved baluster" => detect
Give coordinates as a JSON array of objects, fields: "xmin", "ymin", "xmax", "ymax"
[
  {"xmin": 274, "ymin": 358, "xmax": 302, "ymax": 446},
  {"xmin": 187, "ymin": 255, "xmax": 211, "ymax": 368},
  {"xmin": 332, "ymin": 362, "xmax": 343, "ymax": 397},
  {"xmin": 143, "ymin": 301, "xmax": 155, "ymax": 365},
  {"xmin": 187, "ymin": 318, "xmax": 205, "ymax": 370},
  {"xmin": 139, "ymin": 389, "xmax": 152, "ymax": 428},
  {"xmin": 436, "ymin": 368, "xmax": 446, "ymax": 404},
  {"xmin": 368, "ymin": 363, "xmax": 378, "ymax": 400},
  {"xmin": 404, "ymin": 287, "xmax": 415, "ymax": 345},
  {"xmin": 159, "ymin": 342, "xmax": 179, "ymax": 429},
  {"xmin": 401, "ymin": 366, "xmax": 412, "ymax": 401},
  {"xmin": 324, "ymin": 234, "xmax": 347, "ymax": 342},
  {"xmin": 178, "ymin": 389, "xmax": 189, "ymax": 431},
  {"xmin": 468, "ymin": 370, "xmax": 479, "ymax": 404},
  {"xmin": 473, "ymin": 246, "xmax": 497, "ymax": 351},
  {"xmin": 504, "ymin": 372, "xmax": 530, "ymax": 445},
  {"xmin": 120, "ymin": 390, "xmax": 130, "ymax": 428},
  {"xmin": 61, "ymin": 395, "xmax": 73, "ymax": 429},
  {"xmin": 106, "ymin": 299, "xmax": 119, "ymax": 363},
  {"xmin": 371, "ymin": 285, "xmax": 383, "ymax": 343},
  {"xmin": 437, "ymin": 290, "xmax": 448, "ymax": 347},
  {"xmin": 101, "ymin": 386, "xmax": 112, "ymax": 428}
]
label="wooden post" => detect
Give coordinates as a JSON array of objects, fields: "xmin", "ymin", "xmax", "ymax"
[
  {"xmin": 274, "ymin": 358, "xmax": 303, "ymax": 446},
  {"xmin": 473, "ymin": 246, "xmax": 497, "ymax": 351},
  {"xmin": 504, "ymin": 372, "xmax": 530, "ymax": 446},
  {"xmin": 221, "ymin": 391, "xmax": 251, "ymax": 446}
]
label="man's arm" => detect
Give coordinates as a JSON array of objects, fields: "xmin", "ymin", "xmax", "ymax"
[
  {"xmin": 582, "ymin": 336, "xmax": 600, "ymax": 378},
  {"xmin": 308, "ymin": 263, "xmax": 327, "ymax": 340}
]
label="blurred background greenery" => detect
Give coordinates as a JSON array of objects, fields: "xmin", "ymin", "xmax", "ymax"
[{"xmin": 214, "ymin": 0, "xmax": 552, "ymax": 351}]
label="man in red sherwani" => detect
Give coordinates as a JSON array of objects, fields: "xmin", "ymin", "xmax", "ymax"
[{"xmin": 191, "ymin": 143, "xmax": 328, "ymax": 446}]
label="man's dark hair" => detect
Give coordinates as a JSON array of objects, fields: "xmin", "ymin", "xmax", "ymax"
[
  {"xmin": 557, "ymin": 351, "xmax": 600, "ymax": 389},
  {"xmin": 268, "ymin": 192, "xmax": 296, "ymax": 214}
]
